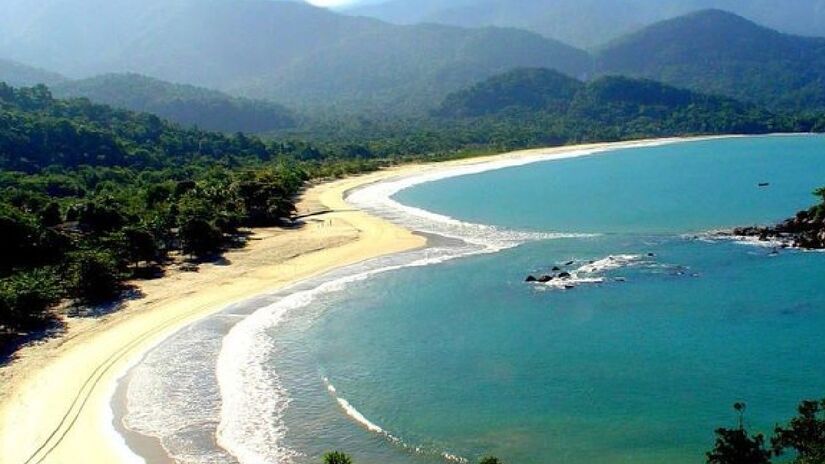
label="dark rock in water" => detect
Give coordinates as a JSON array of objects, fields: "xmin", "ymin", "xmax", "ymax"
[
  {"xmin": 552, "ymin": 266, "xmax": 561, "ymax": 271},
  {"xmin": 538, "ymin": 275, "xmax": 554, "ymax": 283},
  {"xmin": 725, "ymin": 203, "xmax": 825, "ymax": 250},
  {"xmin": 558, "ymin": 272, "xmax": 571, "ymax": 279},
  {"xmin": 525, "ymin": 275, "xmax": 537, "ymax": 283},
  {"xmin": 647, "ymin": 252, "xmax": 655, "ymax": 257},
  {"xmin": 564, "ymin": 260, "xmax": 574, "ymax": 266}
]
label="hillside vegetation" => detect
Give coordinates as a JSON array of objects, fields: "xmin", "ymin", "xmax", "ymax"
[
  {"xmin": 433, "ymin": 68, "xmax": 810, "ymax": 145},
  {"xmin": 52, "ymin": 73, "xmax": 297, "ymax": 133},
  {"xmin": 596, "ymin": 9, "xmax": 825, "ymax": 112}
]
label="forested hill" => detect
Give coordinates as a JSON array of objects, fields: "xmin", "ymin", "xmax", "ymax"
[
  {"xmin": 0, "ymin": 0, "xmax": 590, "ymax": 114},
  {"xmin": 595, "ymin": 9, "xmax": 825, "ymax": 112},
  {"xmin": 436, "ymin": 68, "xmax": 585, "ymax": 118},
  {"xmin": 0, "ymin": 83, "xmax": 278, "ymax": 172},
  {"xmin": 52, "ymin": 74, "xmax": 297, "ymax": 133},
  {"xmin": 434, "ymin": 68, "xmax": 813, "ymax": 142},
  {"xmin": 0, "ymin": 59, "xmax": 67, "ymax": 88}
]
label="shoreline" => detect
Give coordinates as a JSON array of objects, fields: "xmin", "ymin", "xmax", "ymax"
[{"xmin": 0, "ymin": 136, "xmax": 734, "ymax": 464}]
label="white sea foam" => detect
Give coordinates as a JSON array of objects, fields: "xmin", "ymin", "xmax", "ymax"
[
  {"xmin": 124, "ymin": 317, "xmax": 241, "ymax": 463},
  {"xmin": 535, "ymin": 254, "xmax": 648, "ymax": 290},
  {"xmin": 577, "ymin": 254, "xmax": 645, "ymax": 274},
  {"xmin": 689, "ymin": 231, "xmax": 790, "ymax": 249},
  {"xmin": 322, "ymin": 377, "xmax": 468, "ymax": 463},
  {"xmin": 216, "ymin": 251, "xmax": 472, "ymax": 464}
]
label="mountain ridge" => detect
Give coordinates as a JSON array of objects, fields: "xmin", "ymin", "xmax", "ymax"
[
  {"xmin": 347, "ymin": 0, "xmax": 825, "ymax": 49},
  {"xmin": 595, "ymin": 9, "xmax": 825, "ymax": 111},
  {"xmin": 0, "ymin": 0, "xmax": 590, "ymax": 114},
  {"xmin": 51, "ymin": 73, "xmax": 297, "ymax": 133}
]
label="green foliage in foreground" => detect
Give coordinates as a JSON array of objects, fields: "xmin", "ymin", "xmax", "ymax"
[
  {"xmin": 479, "ymin": 457, "xmax": 504, "ymax": 464},
  {"xmin": 321, "ymin": 452, "xmax": 504, "ymax": 464},
  {"xmin": 708, "ymin": 400, "xmax": 825, "ymax": 464},
  {"xmin": 323, "ymin": 451, "xmax": 353, "ymax": 464}
]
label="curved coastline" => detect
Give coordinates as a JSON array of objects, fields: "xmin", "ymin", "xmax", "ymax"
[{"xmin": 0, "ymin": 136, "xmax": 723, "ymax": 464}]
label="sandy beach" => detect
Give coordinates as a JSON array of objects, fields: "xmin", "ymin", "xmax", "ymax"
[{"xmin": 0, "ymin": 138, "xmax": 705, "ymax": 464}]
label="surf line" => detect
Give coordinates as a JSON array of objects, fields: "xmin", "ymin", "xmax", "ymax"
[{"xmin": 323, "ymin": 377, "xmax": 469, "ymax": 464}]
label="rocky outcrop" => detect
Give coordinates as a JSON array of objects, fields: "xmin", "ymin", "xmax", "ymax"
[{"xmin": 727, "ymin": 207, "xmax": 825, "ymax": 249}]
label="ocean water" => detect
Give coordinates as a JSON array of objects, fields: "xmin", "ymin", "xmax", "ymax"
[{"xmin": 123, "ymin": 135, "xmax": 825, "ymax": 464}]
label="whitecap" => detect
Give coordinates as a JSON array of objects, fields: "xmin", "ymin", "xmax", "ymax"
[{"xmin": 322, "ymin": 377, "xmax": 468, "ymax": 464}]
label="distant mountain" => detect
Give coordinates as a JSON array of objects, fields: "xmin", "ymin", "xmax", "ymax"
[
  {"xmin": 52, "ymin": 74, "xmax": 296, "ymax": 133},
  {"xmin": 0, "ymin": 59, "xmax": 66, "ymax": 88},
  {"xmin": 436, "ymin": 68, "xmax": 787, "ymax": 137},
  {"xmin": 348, "ymin": 0, "xmax": 825, "ymax": 49},
  {"xmin": 0, "ymin": 0, "xmax": 590, "ymax": 114},
  {"xmin": 348, "ymin": 0, "xmax": 668, "ymax": 48},
  {"xmin": 247, "ymin": 23, "xmax": 591, "ymax": 112},
  {"xmin": 595, "ymin": 9, "xmax": 825, "ymax": 111}
]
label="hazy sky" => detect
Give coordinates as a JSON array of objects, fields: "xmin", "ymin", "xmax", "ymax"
[{"xmin": 306, "ymin": 0, "xmax": 362, "ymax": 7}]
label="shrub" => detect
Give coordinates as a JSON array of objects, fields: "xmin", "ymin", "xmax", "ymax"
[
  {"xmin": 179, "ymin": 218, "xmax": 224, "ymax": 258},
  {"xmin": 66, "ymin": 249, "xmax": 124, "ymax": 304},
  {"xmin": 0, "ymin": 268, "xmax": 62, "ymax": 333},
  {"xmin": 479, "ymin": 457, "xmax": 504, "ymax": 464},
  {"xmin": 322, "ymin": 451, "xmax": 353, "ymax": 464},
  {"xmin": 707, "ymin": 403, "xmax": 772, "ymax": 464},
  {"xmin": 772, "ymin": 399, "xmax": 825, "ymax": 463}
]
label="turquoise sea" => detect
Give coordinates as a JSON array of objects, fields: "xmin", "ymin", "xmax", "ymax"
[{"xmin": 123, "ymin": 136, "xmax": 825, "ymax": 464}]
